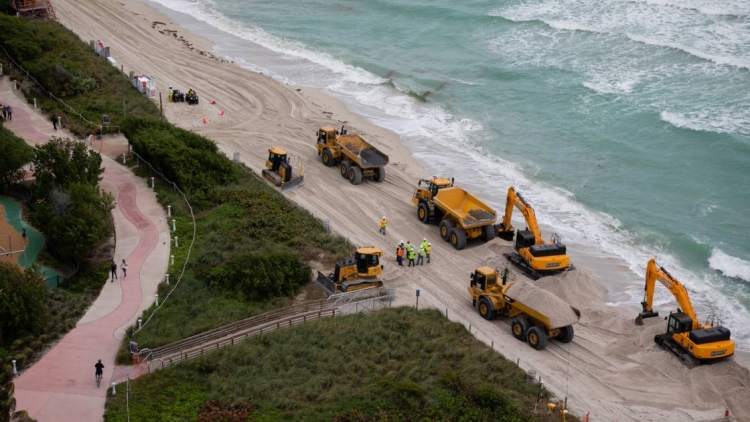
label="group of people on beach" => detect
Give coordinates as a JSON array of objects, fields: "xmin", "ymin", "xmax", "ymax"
[
  {"xmin": 380, "ymin": 217, "xmax": 433, "ymax": 267},
  {"xmin": 0, "ymin": 103, "xmax": 12, "ymax": 121}
]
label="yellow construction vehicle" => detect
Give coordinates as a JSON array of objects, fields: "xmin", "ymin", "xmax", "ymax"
[
  {"xmin": 495, "ymin": 187, "xmax": 569, "ymax": 279},
  {"xmin": 316, "ymin": 247, "xmax": 384, "ymax": 294},
  {"xmin": 636, "ymin": 258, "xmax": 734, "ymax": 367},
  {"xmin": 315, "ymin": 126, "xmax": 389, "ymax": 184},
  {"xmin": 412, "ymin": 177, "xmax": 497, "ymax": 250},
  {"xmin": 261, "ymin": 147, "xmax": 304, "ymax": 191},
  {"xmin": 467, "ymin": 266, "xmax": 580, "ymax": 350}
]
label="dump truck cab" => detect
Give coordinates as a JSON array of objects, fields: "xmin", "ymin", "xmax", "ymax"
[
  {"xmin": 413, "ymin": 177, "xmax": 454, "ymax": 202},
  {"xmin": 317, "ymin": 126, "xmax": 342, "ymax": 146},
  {"xmin": 470, "ymin": 266, "xmax": 502, "ymax": 293}
]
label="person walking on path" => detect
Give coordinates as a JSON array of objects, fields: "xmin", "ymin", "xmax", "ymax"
[
  {"xmin": 5, "ymin": 105, "xmax": 11, "ymax": 121},
  {"xmin": 51, "ymin": 113, "xmax": 58, "ymax": 130},
  {"xmin": 407, "ymin": 247, "xmax": 416, "ymax": 267},
  {"xmin": 110, "ymin": 261, "xmax": 118, "ymax": 281},
  {"xmin": 425, "ymin": 242, "xmax": 432, "ymax": 264},
  {"xmin": 417, "ymin": 247, "xmax": 425, "ymax": 265},
  {"xmin": 22, "ymin": 228, "xmax": 27, "ymax": 244},
  {"xmin": 121, "ymin": 258, "xmax": 128, "ymax": 280},
  {"xmin": 379, "ymin": 216, "xmax": 387, "ymax": 235},
  {"xmin": 396, "ymin": 243, "xmax": 404, "ymax": 266}
]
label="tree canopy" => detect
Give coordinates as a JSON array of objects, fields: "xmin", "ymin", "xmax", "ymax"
[
  {"xmin": 32, "ymin": 138, "xmax": 103, "ymax": 197},
  {"xmin": 0, "ymin": 124, "xmax": 34, "ymax": 189},
  {"xmin": 0, "ymin": 263, "xmax": 49, "ymax": 345}
]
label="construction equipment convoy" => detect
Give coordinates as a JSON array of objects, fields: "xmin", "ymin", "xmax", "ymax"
[
  {"xmin": 412, "ymin": 177, "xmax": 497, "ymax": 250},
  {"xmin": 316, "ymin": 126, "xmax": 389, "ymax": 185},
  {"xmin": 636, "ymin": 258, "xmax": 734, "ymax": 367},
  {"xmin": 261, "ymin": 147, "xmax": 305, "ymax": 191},
  {"xmin": 316, "ymin": 247, "xmax": 384, "ymax": 295},
  {"xmin": 468, "ymin": 267, "xmax": 580, "ymax": 350},
  {"xmin": 496, "ymin": 187, "xmax": 570, "ymax": 279}
]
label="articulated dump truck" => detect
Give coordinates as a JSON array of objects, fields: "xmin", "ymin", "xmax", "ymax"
[
  {"xmin": 468, "ymin": 267, "xmax": 580, "ymax": 350},
  {"xmin": 316, "ymin": 126, "xmax": 389, "ymax": 185},
  {"xmin": 412, "ymin": 177, "xmax": 497, "ymax": 250}
]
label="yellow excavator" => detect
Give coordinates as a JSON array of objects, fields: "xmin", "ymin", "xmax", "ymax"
[
  {"xmin": 262, "ymin": 147, "xmax": 304, "ymax": 191},
  {"xmin": 495, "ymin": 187, "xmax": 570, "ymax": 279},
  {"xmin": 316, "ymin": 247, "xmax": 384, "ymax": 294},
  {"xmin": 636, "ymin": 258, "xmax": 734, "ymax": 367}
]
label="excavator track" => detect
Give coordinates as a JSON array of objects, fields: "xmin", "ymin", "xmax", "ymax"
[
  {"xmin": 503, "ymin": 253, "xmax": 541, "ymax": 280},
  {"xmin": 654, "ymin": 334, "xmax": 700, "ymax": 368}
]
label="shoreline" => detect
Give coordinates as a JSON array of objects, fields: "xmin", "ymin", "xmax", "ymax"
[{"xmin": 48, "ymin": 0, "xmax": 750, "ymax": 420}]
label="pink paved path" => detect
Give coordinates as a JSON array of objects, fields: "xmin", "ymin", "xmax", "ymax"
[{"xmin": 2, "ymin": 77, "xmax": 169, "ymax": 421}]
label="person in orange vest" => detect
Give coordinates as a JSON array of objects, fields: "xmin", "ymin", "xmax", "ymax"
[
  {"xmin": 379, "ymin": 216, "xmax": 387, "ymax": 235},
  {"xmin": 396, "ymin": 242, "xmax": 404, "ymax": 266}
]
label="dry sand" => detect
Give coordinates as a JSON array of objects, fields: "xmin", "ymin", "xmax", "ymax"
[
  {"xmin": 505, "ymin": 281, "xmax": 579, "ymax": 328},
  {"xmin": 50, "ymin": 0, "xmax": 750, "ymax": 420}
]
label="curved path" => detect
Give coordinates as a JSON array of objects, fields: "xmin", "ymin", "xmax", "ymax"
[{"xmin": 1, "ymin": 77, "xmax": 170, "ymax": 421}]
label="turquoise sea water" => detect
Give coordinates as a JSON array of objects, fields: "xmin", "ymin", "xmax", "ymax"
[{"xmin": 146, "ymin": 0, "xmax": 750, "ymax": 346}]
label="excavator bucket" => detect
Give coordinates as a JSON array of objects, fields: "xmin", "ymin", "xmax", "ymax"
[{"xmin": 635, "ymin": 310, "xmax": 659, "ymax": 326}]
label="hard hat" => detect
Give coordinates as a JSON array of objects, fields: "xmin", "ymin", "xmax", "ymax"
[
  {"xmin": 428, "ymin": 243, "xmax": 431, "ymax": 246},
  {"xmin": 400, "ymin": 240, "xmax": 404, "ymax": 244},
  {"xmin": 382, "ymin": 216, "xmax": 386, "ymax": 219},
  {"xmin": 423, "ymin": 238, "xmax": 426, "ymax": 241}
]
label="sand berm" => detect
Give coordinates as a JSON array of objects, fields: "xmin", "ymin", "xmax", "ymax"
[{"xmin": 51, "ymin": 0, "xmax": 750, "ymax": 420}]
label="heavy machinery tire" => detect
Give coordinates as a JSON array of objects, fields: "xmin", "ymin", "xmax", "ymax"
[
  {"xmin": 478, "ymin": 297, "xmax": 496, "ymax": 320},
  {"xmin": 417, "ymin": 203, "xmax": 430, "ymax": 224},
  {"xmin": 557, "ymin": 325, "xmax": 575, "ymax": 343},
  {"xmin": 348, "ymin": 166, "xmax": 363, "ymax": 185},
  {"xmin": 374, "ymin": 167, "xmax": 386, "ymax": 182},
  {"xmin": 511, "ymin": 317, "xmax": 530, "ymax": 341},
  {"xmin": 481, "ymin": 224, "xmax": 496, "ymax": 242},
  {"xmin": 322, "ymin": 149, "xmax": 335, "ymax": 167},
  {"xmin": 449, "ymin": 227, "xmax": 467, "ymax": 250},
  {"xmin": 340, "ymin": 161, "xmax": 350, "ymax": 178},
  {"xmin": 527, "ymin": 326, "xmax": 548, "ymax": 350},
  {"xmin": 439, "ymin": 219, "xmax": 456, "ymax": 241}
]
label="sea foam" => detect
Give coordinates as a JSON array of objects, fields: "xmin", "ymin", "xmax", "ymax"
[{"xmin": 709, "ymin": 249, "xmax": 750, "ymax": 282}]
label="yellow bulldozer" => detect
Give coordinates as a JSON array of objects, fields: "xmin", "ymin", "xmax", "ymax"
[
  {"xmin": 316, "ymin": 247, "xmax": 384, "ymax": 294},
  {"xmin": 261, "ymin": 147, "xmax": 304, "ymax": 191}
]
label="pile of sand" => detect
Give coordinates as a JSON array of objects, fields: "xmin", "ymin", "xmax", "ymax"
[{"xmin": 506, "ymin": 281, "xmax": 579, "ymax": 328}]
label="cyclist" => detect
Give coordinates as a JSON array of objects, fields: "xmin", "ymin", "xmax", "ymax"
[{"xmin": 95, "ymin": 359, "xmax": 104, "ymax": 382}]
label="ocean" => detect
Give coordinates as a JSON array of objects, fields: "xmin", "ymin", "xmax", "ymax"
[{"xmin": 143, "ymin": 0, "xmax": 750, "ymax": 347}]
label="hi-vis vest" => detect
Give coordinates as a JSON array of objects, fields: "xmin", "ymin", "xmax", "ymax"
[
  {"xmin": 397, "ymin": 247, "xmax": 403, "ymax": 257},
  {"xmin": 380, "ymin": 219, "xmax": 387, "ymax": 228}
]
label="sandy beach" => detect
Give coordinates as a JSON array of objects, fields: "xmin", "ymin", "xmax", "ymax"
[{"xmin": 48, "ymin": 0, "xmax": 750, "ymax": 420}]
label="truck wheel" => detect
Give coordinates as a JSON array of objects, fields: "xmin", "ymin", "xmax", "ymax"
[
  {"xmin": 478, "ymin": 297, "xmax": 496, "ymax": 320},
  {"xmin": 417, "ymin": 203, "xmax": 430, "ymax": 224},
  {"xmin": 348, "ymin": 166, "xmax": 362, "ymax": 185},
  {"xmin": 374, "ymin": 167, "xmax": 386, "ymax": 182},
  {"xmin": 557, "ymin": 325, "xmax": 574, "ymax": 343},
  {"xmin": 322, "ymin": 149, "xmax": 335, "ymax": 167},
  {"xmin": 439, "ymin": 220, "xmax": 455, "ymax": 241},
  {"xmin": 511, "ymin": 317, "xmax": 530, "ymax": 341},
  {"xmin": 527, "ymin": 326, "xmax": 548, "ymax": 350},
  {"xmin": 340, "ymin": 161, "xmax": 350, "ymax": 178},
  {"xmin": 481, "ymin": 224, "xmax": 496, "ymax": 242},
  {"xmin": 449, "ymin": 228, "xmax": 467, "ymax": 250}
]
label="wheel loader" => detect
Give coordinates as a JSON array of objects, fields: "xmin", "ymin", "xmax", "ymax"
[
  {"xmin": 636, "ymin": 258, "xmax": 734, "ymax": 367},
  {"xmin": 316, "ymin": 247, "xmax": 384, "ymax": 295},
  {"xmin": 467, "ymin": 266, "xmax": 580, "ymax": 350},
  {"xmin": 261, "ymin": 147, "xmax": 304, "ymax": 191}
]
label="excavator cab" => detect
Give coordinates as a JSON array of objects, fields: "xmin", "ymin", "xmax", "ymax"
[{"xmin": 666, "ymin": 312, "xmax": 693, "ymax": 335}]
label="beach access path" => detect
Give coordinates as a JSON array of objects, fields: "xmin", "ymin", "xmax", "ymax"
[{"xmin": 0, "ymin": 77, "xmax": 171, "ymax": 421}]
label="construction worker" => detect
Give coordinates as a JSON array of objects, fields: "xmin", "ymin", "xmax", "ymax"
[
  {"xmin": 420, "ymin": 238, "xmax": 428, "ymax": 251},
  {"xmin": 405, "ymin": 240, "xmax": 413, "ymax": 255},
  {"xmin": 379, "ymin": 216, "xmax": 387, "ymax": 235},
  {"xmin": 407, "ymin": 247, "xmax": 416, "ymax": 267},
  {"xmin": 425, "ymin": 242, "xmax": 432, "ymax": 264},
  {"xmin": 168, "ymin": 86, "xmax": 173, "ymax": 102},
  {"xmin": 417, "ymin": 247, "xmax": 425, "ymax": 265},
  {"xmin": 396, "ymin": 243, "xmax": 404, "ymax": 266}
]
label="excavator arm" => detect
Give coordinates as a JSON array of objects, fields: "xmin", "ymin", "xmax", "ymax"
[
  {"xmin": 636, "ymin": 258, "xmax": 699, "ymax": 329},
  {"xmin": 497, "ymin": 187, "xmax": 543, "ymax": 244}
]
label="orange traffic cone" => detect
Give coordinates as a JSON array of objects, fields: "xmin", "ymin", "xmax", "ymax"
[
  {"xmin": 220, "ymin": 110, "xmax": 225, "ymax": 116},
  {"xmin": 210, "ymin": 100, "xmax": 216, "ymax": 105},
  {"xmin": 202, "ymin": 118, "xmax": 207, "ymax": 124}
]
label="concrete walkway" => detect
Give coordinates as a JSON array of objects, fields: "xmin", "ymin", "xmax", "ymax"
[{"xmin": 1, "ymin": 77, "xmax": 171, "ymax": 421}]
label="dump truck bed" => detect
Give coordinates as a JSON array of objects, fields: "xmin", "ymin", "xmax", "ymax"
[
  {"xmin": 434, "ymin": 187, "xmax": 496, "ymax": 229},
  {"xmin": 504, "ymin": 282, "xmax": 580, "ymax": 329},
  {"xmin": 338, "ymin": 134, "xmax": 389, "ymax": 169}
]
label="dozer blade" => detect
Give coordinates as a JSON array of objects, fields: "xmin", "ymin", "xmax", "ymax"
[
  {"xmin": 316, "ymin": 271, "xmax": 336, "ymax": 295},
  {"xmin": 280, "ymin": 176, "xmax": 304, "ymax": 192}
]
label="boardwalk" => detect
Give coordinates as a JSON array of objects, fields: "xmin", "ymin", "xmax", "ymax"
[{"xmin": 1, "ymin": 77, "xmax": 170, "ymax": 421}]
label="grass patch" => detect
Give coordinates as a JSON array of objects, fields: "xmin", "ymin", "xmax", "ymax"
[{"xmin": 106, "ymin": 308, "xmax": 566, "ymax": 421}]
